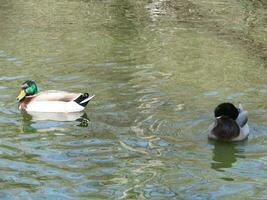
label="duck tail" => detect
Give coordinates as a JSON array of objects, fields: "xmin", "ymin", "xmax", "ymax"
[
  {"xmin": 211, "ymin": 117, "xmax": 240, "ymax": 141},
  {"xmin": 74, "ymin": 93, "xmax": 95, "ymax": 107}
]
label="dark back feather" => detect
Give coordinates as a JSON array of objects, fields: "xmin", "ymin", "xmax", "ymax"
[{"xmin": 211, "ymin": 117, "xmax": 240, "ymax": 141}]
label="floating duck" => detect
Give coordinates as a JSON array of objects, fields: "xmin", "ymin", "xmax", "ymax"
[
  {"xmin": 208, "ymin": 102, "xmax": 249, "ymax": 141},
  {"xmin": 17, "ymin": 80, "xmax": 95, "ymax": 113}
]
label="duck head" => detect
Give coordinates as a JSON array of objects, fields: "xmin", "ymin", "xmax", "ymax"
[
  {"xmin": 17, "ymin": 80, "xmax": 38, "ymax": 101},
  {"xmin": 212, "ymin": 103, "xmax": 240, "ymax": 141},
  {"xmin": 214, "ymin": 102, "xmax": 239, "ymax": 120}
]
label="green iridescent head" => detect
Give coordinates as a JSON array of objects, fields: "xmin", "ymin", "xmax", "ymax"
[{"xmin": 17, "ymin": 80, "xmax": 38, "ymax": 101}]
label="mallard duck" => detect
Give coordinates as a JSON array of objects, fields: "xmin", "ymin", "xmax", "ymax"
[
  {"xmin": 208, "ymin": 102, "xmax": 249, "ymax": 142},
  {"xmin": 17, "ymin": 80, "xmax": 95, "ymax": 113}
]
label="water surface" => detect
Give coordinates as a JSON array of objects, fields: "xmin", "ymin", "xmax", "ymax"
[{"xmin": 0, "ymin": 0, "xmax": 266, "ymax": 199}]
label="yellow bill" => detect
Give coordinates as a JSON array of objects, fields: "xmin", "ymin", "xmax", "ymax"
[{"xmin": 17, "ymin": 90, "xmax": 26, "ymax": 101}]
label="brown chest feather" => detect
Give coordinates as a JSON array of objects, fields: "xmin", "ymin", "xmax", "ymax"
[{"xmin": 19, "ymin": 97, "xmax": 34, "ymax": 111}]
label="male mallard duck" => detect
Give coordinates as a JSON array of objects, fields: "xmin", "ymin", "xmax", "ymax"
[
  {"xmin": 208, "ymin": 102, "xmax": 249, "ymax": 142},
  {"xmin": 17, "ymin": 80, "xmax": 95, "ymax": 113}
]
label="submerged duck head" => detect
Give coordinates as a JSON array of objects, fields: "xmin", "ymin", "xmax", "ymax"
[
  {"xmin": 17, "ymin": 80, "xmax": 38, "ymax": 101},
  {"xmin": 211, "ymin": 103, "xmax": 240, "ymax": 141}
]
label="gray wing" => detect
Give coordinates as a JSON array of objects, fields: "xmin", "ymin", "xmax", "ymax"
[
  {"xmin": 34, "ymin": 91, "xmax": 81, "ymax": 102},
  {"xmin": 236, "ymin": 110, "xmax": 248, "ymax": 128}
]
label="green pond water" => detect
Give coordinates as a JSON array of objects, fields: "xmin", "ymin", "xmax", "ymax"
[{"xmin": 0, "ymin": 0, "xmax": 266, "ymax": 199}]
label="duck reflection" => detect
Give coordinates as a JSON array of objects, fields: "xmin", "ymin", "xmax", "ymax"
[
  {"xmin": 25, "ymin": 111, "xmax": 89, "ymax": 122},
  {"xmin": 210, "ymin": 140, "xmax": 246, "ymax": 172},
  {"xmin": 20, "ymin": 112, "xmax": 90, "ymax": 133}
]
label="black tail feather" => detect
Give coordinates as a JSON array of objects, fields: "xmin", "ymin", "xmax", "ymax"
[{"xmin": 74, "ymin": 93, "xmax": 92, "ymax": 107}]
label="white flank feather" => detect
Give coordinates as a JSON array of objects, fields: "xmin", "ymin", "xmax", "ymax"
[
  {"xmin": 26, "ymin": 101, "xmax": 85, "ymax": 113},
  {"xmin": 26, "ymin": 111, "xmax": 85, "ymax": 121}
]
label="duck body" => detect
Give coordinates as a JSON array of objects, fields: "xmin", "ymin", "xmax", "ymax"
[
  {"xmin": 17, "ymin": 81, "xmax": 94, "ymax": 113},
  {"xmin": 208, "ymin": 103, "xmax": 249, "ymax": 142},
  {"xmin": 25, "ymin": 110, "xmax": 88, "ymax": 121}
]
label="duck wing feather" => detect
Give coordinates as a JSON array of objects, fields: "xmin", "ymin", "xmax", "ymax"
[
  {"xmin": 33, "ymin": 90, "xmax": 81, "ymax": 102},
  {"xmin": 236, "ymin": 110, "xmax": 248, "ymax": 128}
]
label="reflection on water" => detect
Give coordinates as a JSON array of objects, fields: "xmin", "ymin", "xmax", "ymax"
[
  {"xmin": 24, "ymin": 111, "xmax": 89, "ymax": 123},
  {"xmin": 20, "ymin": 112, "xmax": 90, "ymax": 133},
  {"xmin": 210, "ymin": 141, "xmax": 246, "ymax": 172}
]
